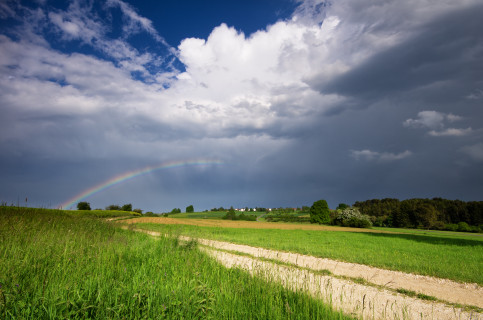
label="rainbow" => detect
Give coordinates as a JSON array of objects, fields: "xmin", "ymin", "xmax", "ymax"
[{"xmin": 59, "ymin": 159, "xmax": 223, "ymax": 209}]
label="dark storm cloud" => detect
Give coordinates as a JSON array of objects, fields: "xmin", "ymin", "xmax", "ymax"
[
  {"xmin": 310, "ymin": 4, "xmax": 483, "ymax": 103},
  {"xmin": 288, "ymin": 3, "xmax": 483, "ymax": 206},
  {"xmin": 1, "ymin": 0, "xmax": 482, "ymax": 212}
]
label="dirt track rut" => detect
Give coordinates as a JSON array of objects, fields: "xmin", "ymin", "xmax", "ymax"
[{"xmin": 131, "ymin": 228, "xmax": 482, "ymax": 320}]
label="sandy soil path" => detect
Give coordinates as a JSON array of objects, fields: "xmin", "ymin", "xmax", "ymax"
[
  {"xmin": 195, "ymin": 238, "xmax": 483, "ymax": 309},
  {"xmin": 203, "ymin": 249, "xmax": 480, "ymax": 320},
  {"xmin": 126, "ymin": 227, "xmax": 482, "ymax": 320}
]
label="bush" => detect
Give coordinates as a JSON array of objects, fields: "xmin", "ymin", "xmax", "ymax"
[
  {"xmin": 333, "ymin": 207, "xmax": 372, "ymax": 228},
  {"xmin": 432, "ymin": 220, "xmax": 446, "ymax": 230},
  {"xmin": 457, "ymin": 222, "xmax": 470, "ymax": 232},
  {"xmin": 222, "ymin": 209, "xmax": 257, "ymax": 221},
  {"xmin": 265, "ymin": 214, "xmax": 310, "ymax": 223},
  {"xmin": 444, "ymin": 223, "xmax": 458, "ymax": 231},
  {"xmin": 469, "ymin": 225, "xmax": 481, "ymax": 233},
  {"xmin": 370, "ymin": 216, "xmax": 389, "ymax": 227},
  {"xmin": 223, "ymin": 210, "xmax": 236, "ymax": 220}
]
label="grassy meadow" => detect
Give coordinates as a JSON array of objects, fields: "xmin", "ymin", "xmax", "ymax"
[
  {"xmin": 134, "ymin": 221, "xmax": 483, "ymax": 285},
  {"xmin": 0, "ymin": 206, "xmax": 353, "ymax": 319}
]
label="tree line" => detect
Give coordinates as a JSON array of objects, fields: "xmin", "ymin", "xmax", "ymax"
[
  {"xmin": 77, "ymin": 202, "xmax": 142, "ymax": 214},
  {"xmin": 352, "ymin": 198, "xmax": 483, "ymax": 230}
]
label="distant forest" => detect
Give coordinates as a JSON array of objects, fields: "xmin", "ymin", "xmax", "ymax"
[{"xmin": 353, "ymin": 198, "xmax": 483, "ymax": 230}]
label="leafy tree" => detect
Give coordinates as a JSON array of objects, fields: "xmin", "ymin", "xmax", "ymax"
[
  {"xmin": 333, "ymin": 207, "xmax": 372, "ymax": 228},
  {"xmin": 223, "ymin": 207, "xmax": 237, "ymax": 220},
  {"xmin": 393, "ymin": 200, "xmax": 414, "ymax": 228},
  {"xmin": 133, "ymin": 208, "xmax": 143, "ymax": 214},
  {"xmin": 106, "ymin": 204, "xmax": 121, "ymax": 211},
  {"xmin": 186, "ymin": 205, "xmax": 194, "ymax": 213},
  {"xmin": 77, "ymin": 201, "xmax": 91, "ymax": 210},
  {"xmin": 336, "ymin": 203, "xmax": 349, "ymax": 210},
  {"xmin": 414, "ymin": 203, "xmax": 437, "ymax": 229},
  {"xmin": 171, "ymin": 208, "xmax": 181, "ymax": 214},
  {"xmin": 309, "ymin": 200, "xmax": 330, "ymax": 224},
  {"xmin": 121, "ymin": 203, "xmax": 132, "ymax": 212}
]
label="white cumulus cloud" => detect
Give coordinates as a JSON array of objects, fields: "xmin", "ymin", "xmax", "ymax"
[
  {"xmin": 404, "ymin": 111, "xmax": 472, "ymax": 137},
  {"xmin": 403, "ymin": 110, "xmax": 446, "ymax": 129}
]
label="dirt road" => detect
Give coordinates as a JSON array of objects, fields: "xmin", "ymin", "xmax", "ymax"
[{"xmin": 129, "ymin": 227, "xmax": 482, "ymax": 320}]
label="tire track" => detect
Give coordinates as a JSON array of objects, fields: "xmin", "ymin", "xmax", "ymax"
[{"xmin": 127, "ymin": 227, "xmax": 482, "ymax": 320}]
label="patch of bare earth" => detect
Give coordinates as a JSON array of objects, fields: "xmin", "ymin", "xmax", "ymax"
[
  {"xmin": 203, "ymin": 249, "xmax": 481, "ymax": 320},
  {"xmin": 197, "ymin": 238, "xmax": 483, "ymax": 309},
  {"xmin": 126, "ymin": 226, "xmax": 482, "ymax": 319}
]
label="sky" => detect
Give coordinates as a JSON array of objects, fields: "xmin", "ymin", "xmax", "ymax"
[{"xmin": 1, "ymin": 0, "xmax": 482, "ymax": 212}]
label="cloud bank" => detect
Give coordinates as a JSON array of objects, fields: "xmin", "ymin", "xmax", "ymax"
[{"xmin": 1, "ymin": 0, "xmax": 482, "ymax": 210}]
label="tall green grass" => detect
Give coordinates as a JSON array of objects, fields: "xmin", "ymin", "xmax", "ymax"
[
  {"xmin": 135, "ymin": 223, "xmax": 483, "ymax": 285},
  {"xmin": 0, "ymin": 207, "xmax": 352, "ymax": 319}
]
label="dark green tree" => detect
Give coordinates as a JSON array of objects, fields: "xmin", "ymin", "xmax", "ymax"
[
  {"xmin": 186, "ymin": 205, "xmax": 194, "ymax": 213},
  {"xmin": 336, "ymin": 203, "xmax": 349, "ymax": 210},
  {"xmin": 223, "ymin": 206, "xmax": 237, "ymax": 220},
  {"xmin": 310, "ymin": 200, "xmax": 330, "ymax": 224},
  {"xmin": 77, "ymin": 201, "xmax": 91, "ymax": 210},
  {"xmin": 121, "ymin": 203, "xmax": 132, "ymax": 212},
  {"xmin": 106, "ymin": 204, "xmax": 121, "ymax": 211},
  {"xmin": 414, "ymin": 203, "xmax": 437, "ymax": 229},
  {"xmin": 393, "ymin": 200, "xmax": 414, "ymax": 227}
]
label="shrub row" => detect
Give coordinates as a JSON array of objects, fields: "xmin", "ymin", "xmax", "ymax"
[
  {"xmin": 222, "ymin": 211, "xmax": 257, "ymax": 221},
  {"xmin": 265, "ymin": 214, "xmax": 310, "ymax": 223}
]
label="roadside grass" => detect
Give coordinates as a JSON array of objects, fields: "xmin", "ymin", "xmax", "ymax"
[
  {"xmin": 395, "ymin": 289, "xmax": 437, "ymax": 301},
  {"xmin": 134, "ymin": 223, "xmax": 483, "ymax": 285},
  {"xmin": 0, "ymin": 207, "xmax": 353, "ymax": 319}
]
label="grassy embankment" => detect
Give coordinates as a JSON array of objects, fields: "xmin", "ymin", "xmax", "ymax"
[
  {"xmin": 0, "ymin": 206, "xmax": 353, "ymax": 319},
  {"xmin": 135, "ymin": 221, "xmax": 483, "ymax": 285}
]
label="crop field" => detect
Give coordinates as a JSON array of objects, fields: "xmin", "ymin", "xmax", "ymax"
[
  {"xmin": 126, "ymin": 216, "xmax": 384, "ymax": 232},
  {"xmin": 132, "ymin": 218, "xmax": 483, "ymax": 285},
  {"xmin": 0, "ymin": 207, "xmax": 353, "ymax": 319},
  {"xmin": 166, "ymin": 211, "xmax": 266, "ymax": 220}
]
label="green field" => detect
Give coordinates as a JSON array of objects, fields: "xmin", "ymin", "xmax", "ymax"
[
  {"xmin": 0, "ymin": 207, "xmax": 352, "ymax": 319},
  {"xmin": 373, "ymin": 226, "xmax": 483, "ymax": 239},
  {"xmin": 167, "ymin": 211, "xmax": 265, "ymax": 219},
  {"xmin": 135, "ymin": 222, "xmax": 483, "ymax": 285}
]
